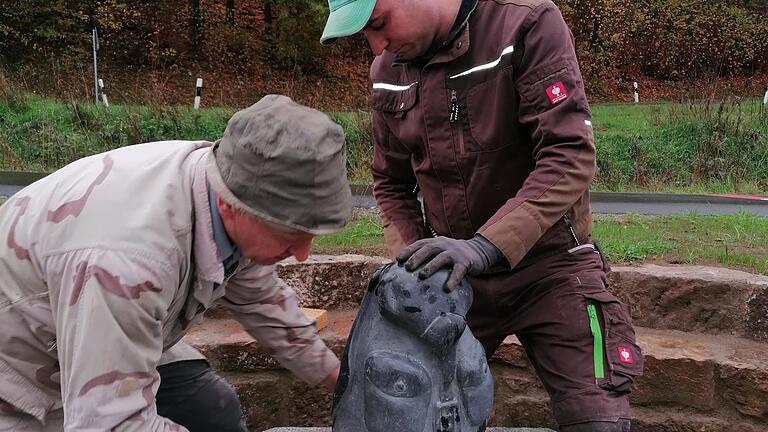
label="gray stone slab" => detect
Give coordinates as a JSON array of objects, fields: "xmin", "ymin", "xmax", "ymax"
[{"xmin": 263, "ymin": 428, "xmax": 555, "ymax": 432}]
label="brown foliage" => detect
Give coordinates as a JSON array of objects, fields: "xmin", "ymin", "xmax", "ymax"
[
  {"xmin": 558, "ymin": 0, "xmax": 768, "ymax": 97},
  {"xmin": 0, "ymin": 0, "xmax": 766, "ymax": 107}
]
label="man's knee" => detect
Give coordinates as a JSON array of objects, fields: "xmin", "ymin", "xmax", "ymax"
[
  {"xmin": 157, "ymin": 360, "xmax": 247, "ymax": 432},
  {"xmin": 196, "ymin": 372, "xmax": 245, "ymax": 431},
  {"xmin": 561, "ymin": 418, "xmax": 631, "ymax": 432}
]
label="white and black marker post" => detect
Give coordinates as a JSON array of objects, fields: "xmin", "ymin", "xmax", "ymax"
[
  {"xmin": 194, "ymin": 77, "xmax": 203, "ymax": 109},
  {"xmin": 92, "ymin": 28, "xmax": 100, "ymax": 105},
  {"xmin": 763, "ymin": 85, "xmax": 768, "ymax": 111},
  {"xmin": 98, "ymin": 79, "xmax": 109, "ymax": 108},
  {"xmin": 633, "ymin": 81, "xmax": 639, "ymax": 104}
]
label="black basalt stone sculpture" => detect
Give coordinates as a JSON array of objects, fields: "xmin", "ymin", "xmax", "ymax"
[{"xmin": 332, "ymin": 262, "xmax": 494, "ymax": 432}]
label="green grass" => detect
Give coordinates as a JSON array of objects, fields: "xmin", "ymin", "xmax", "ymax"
[
  {"xmin": 312, "ymin": 212, "xmax": 386, "ymax": 257},
  {"xmin": 591, "ymin": 99, "xmax": 768, "ymax": 193},
  {"xmin": 0, "ymin": 94, "xmax": 234, "ymax": 172},
  {"xmin": 593, "ymin": 211, "xmax": 768, "ymax": 274},
  {"xmin": 4, "ymin": 192, "xmax": 764, "ymax": 273},
  {"xmin": 2, "ymin": 94, "xmax": 767, "ymax": 192},
  {"xmin": 327, "ymin": 110, "xmax": 374, "ymax": 184},
  {"xmin": 313, "ymin": 211, "xmax": 768, "ymax": 275}
]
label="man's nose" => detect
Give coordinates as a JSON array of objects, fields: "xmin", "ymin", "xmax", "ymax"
[
  {"xmin": 364, "ymin": 32, "xmax": 389, "ymax": 56},
  {"xmin": 291, "ymin": 241, "xmax": 312, "ymax": 262}
]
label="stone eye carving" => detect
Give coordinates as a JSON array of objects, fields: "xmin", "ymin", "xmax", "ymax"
[{"xmin": 365, "ymin": 352, "xmax": 428, "ymax": 398}]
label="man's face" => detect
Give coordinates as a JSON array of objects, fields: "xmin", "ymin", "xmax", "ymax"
[
  {"xmin": 217, "ymin": 196, "xmax": 315, "ymax": 265},
  {"xmin": 362, "ymin": 0, "xmax": 443, "ymax": 60}
]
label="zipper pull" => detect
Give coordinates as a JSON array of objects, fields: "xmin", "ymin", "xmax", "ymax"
[
  {"xmin": 563, "ymin": 214, "xmax": 580, "ymax": 246},
  {"xmin": 449, "ymin": 89, "xmax": 459, "ymax": 123}
]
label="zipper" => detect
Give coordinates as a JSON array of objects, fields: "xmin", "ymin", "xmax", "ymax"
[
  {"xmin": 449, "ymin": 89, "xmax": 459, "ymax": 123},
  {"xmin": 563, "ymin": 213, "xmax": 580, "ymax": 246},
  {"xmin": 448, "ymin": 89, "xmax": 466, "ymax": 155},
  {"xmin": 588, "ymin": 302, "xmax": 605, "ymax": 380}
]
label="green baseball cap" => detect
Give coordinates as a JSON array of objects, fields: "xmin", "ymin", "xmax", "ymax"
[{"xmin": 320, "ymin": 0, "xmax": 377, "ymax": 45}]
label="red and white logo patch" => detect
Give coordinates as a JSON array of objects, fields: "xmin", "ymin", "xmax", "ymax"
[
  {"xmin": 617, "ymin": 346, "xmax": 634, "ymax": 364},
  {"xmin": 546, "ymin": 82, "xmax": 569, "ymax": 104}
]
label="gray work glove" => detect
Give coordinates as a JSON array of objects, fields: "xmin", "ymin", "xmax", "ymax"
[{"xmin": 396, "ymin": 235, "xmax": 502, "ymax": 290}]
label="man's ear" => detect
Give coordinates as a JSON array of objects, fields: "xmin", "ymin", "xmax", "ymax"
[{"xmin": 215, "ymin": 194, "xmax": 234, "ymax": 220}]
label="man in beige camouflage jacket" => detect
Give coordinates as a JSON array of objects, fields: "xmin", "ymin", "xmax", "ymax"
[{"xmin": 0, "ymin": 95, "xmax": 352, "ymax": 431}]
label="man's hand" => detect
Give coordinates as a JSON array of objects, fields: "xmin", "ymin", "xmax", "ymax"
[
  {"xmin": 321, "ymin": 365, "xmax": 340, "ymax": 392},
  {"xmin": 396, "ymin": 235, "xmax": 502, "ymax": 290}
]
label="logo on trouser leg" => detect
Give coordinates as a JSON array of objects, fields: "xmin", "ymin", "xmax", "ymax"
[{"xmin": 617, "ymin": 346, "xmax": 634, "ymax": 364}]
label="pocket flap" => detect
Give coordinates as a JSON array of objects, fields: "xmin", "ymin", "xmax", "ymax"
[
  {"xmin": 582, "ymin": 290, "xmax": 619, "ymax": 304},
  {"xmin": 370, "ymin": 81, "xmax": 419, "ymax": 113}
]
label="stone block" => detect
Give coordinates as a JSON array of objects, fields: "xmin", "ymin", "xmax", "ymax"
[
  {"xmin": 630, "ymin": 406, "xmax": 767, "ymax": 432},
  {"xmin": 717, "ymin": 363, "xmax": 768, "ymax": 421},
  {"xmin": 632, "ymin": 356, "xmax": 715, "ymax": 410},
  {"xmin": 224, "ymin": 372, "xmax": 292, "ymax": 430},
  {"xmin": 609, "ymin": 265, "xmax": 768, "ymax": 340},
  {"xmin": 284, "ymin": 379, "xmax": 333, "ymax": 427},
  {"xmin": 277, "ymin": 255, "xmax": 389, "ymax": 309},
  {"xmin": 490, "ymin": 394, "xmax": 557, "ymax": 430},
  {"xmin": 302, "ymin": 308, "xmax": 328, "ymax": 331}
]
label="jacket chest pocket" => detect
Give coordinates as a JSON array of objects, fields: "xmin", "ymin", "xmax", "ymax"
[
  {"xmin": 370, "ymin": 81, "xmax": 423, "ymax": 150},
  {"xmin": 371, "ymin": 81, "xmax": 419, "ymax": 116},
  {"xmin": 448, "ymin": 66, "xmax": 519, "ymax": 154}
]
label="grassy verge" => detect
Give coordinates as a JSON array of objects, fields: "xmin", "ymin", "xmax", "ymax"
[
  {"xmin": 1, "ymin": 94, "xmax": 767, "ymax": 192},
  {"xmin": 0, "ymin": 95, "xmax": 234, "ymax": 172},
  {"xmin": 591, "ymin": 100, "xmax": 768, "ymax": 193},
  {"xmin": 3, "ymin": 193, "xmax": 763, "ymax": 273},
  {"xmin": 313, "ymin": 211, "xmax": 768, "ymax": 275}
]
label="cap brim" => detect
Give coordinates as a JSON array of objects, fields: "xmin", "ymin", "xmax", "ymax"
[{"xmin": 320, "ymin": 0, "xmax": 377, "ymax": 45}]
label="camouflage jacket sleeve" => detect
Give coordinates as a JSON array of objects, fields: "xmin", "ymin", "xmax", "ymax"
[
  {"xmin": 45, "ymin": 249, "xmax": 186, "ymax": 431},
  {"xmin": 220, "ymin": 262, "xmax": 339, "ymax": 385}
]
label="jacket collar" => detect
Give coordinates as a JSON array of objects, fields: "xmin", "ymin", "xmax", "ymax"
[
  {"xmin": 427, "ymin": 22, "xmax": 471, "ymax": 66},
  {"xmin": 208, "ymin": 184, "xmax": 241, "ymax": 275},
  {"xmin": 393, "ymin": 0, "xmax": 476, "ymax": 67},
  {"xmin": 191, "ymin": 149, "xmax": 226, "ymax": 284}
]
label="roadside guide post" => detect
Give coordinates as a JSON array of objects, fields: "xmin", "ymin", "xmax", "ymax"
[
  {"xmin": 763, "ymin": 85, "xmax": 768, "ymax": 111},
  {"xmin": 633, "ymin": 81, "xmax": 639, "ymax": 104},
  {"xmin": 194, "ymin": 77, "xmax": 203, "ymax": 110},
  {"xmin": 98, "ymin": 79, "xmax": 109, "ymax": 108}
]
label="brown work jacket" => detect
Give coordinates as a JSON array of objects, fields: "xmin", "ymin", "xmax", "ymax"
[{"xmin": 371, "ymin": 0, "xmax": 596, "ymax": 269}]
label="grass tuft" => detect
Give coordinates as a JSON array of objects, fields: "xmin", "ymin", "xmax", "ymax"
[{"xmin": 312, "ymin": 211, "xmax": 768, "ymax": 275}]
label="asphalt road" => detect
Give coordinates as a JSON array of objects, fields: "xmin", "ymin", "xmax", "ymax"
[
  {"xmin": 4, "ymin": 183, "xmax": 768, "ymax": 216},
  {"xmin": 591, "ymin": 200, "xmax": 768, "ymax": 216},
  {"xmin": 0, "ymin": 184, "xmax": 23, "ymax": 199},
  {"xmin": 353, "ymin": 191, "xmax": 768, "ymax": 216}
]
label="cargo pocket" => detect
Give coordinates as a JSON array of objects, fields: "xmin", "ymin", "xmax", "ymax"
[{"xmin": 583, "ymin": 290, "xmax": 643, "ymax": 393}]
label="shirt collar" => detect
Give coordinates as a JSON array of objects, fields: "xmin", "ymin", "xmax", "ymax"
[{"xmin": 208, "ymin": 184, "xmax": 241, "ymax": 269}]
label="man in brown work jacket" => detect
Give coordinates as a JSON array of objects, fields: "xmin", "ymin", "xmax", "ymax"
[{"xmin": 321, "ymin": 0, "xmax": 644, "ymax": 430}]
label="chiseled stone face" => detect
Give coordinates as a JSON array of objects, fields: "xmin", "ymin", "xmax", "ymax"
[{"xmin": 332, "ymin": 262, "xmax": 493, "ymax": 432}]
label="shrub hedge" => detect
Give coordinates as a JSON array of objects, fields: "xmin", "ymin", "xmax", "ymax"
[{"xmin": 2, "ymin": 0, "xmax": 766, "ymax": 85}]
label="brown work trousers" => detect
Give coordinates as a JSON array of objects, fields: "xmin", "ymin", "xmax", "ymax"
[{"xmin": 467, "ymin": 243, "xmax": 644, "ymax": 427}]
